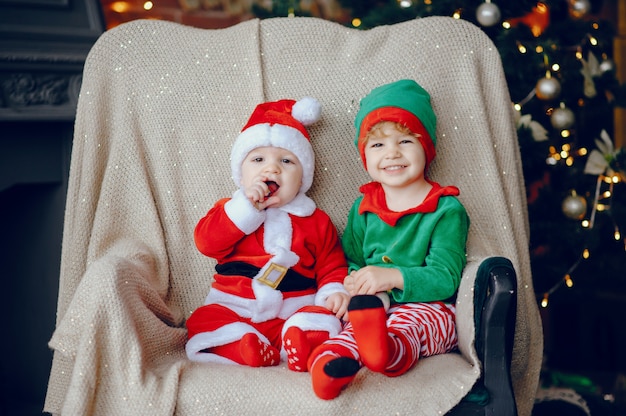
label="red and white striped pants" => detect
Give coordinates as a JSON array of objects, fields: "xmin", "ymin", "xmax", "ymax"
[{"xmin": 319, "ymin": 301, "xmax": 457, "ymax": 376}]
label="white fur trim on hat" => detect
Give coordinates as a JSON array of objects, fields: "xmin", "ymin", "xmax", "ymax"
[{"xmin": 230, "ymin": 123, "xmax": 315, "ymax": 192}]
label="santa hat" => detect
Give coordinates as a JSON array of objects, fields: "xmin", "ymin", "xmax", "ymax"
[
  {"xmin": 231, "ymin": 97, "xmax": 322, "ymax": 193},
  {"xmin": 354, "ymin": 79, "xmax": 437, "ymax": 169}
]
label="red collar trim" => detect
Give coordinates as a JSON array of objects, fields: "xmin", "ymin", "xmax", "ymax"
[{"xmin": 358, "ymin": 181, "xmax": 460, "ymax": 226}]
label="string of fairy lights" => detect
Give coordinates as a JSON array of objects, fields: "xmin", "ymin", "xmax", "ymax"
[{"xmin": 501, "ymin": 4, "xmax": 625, "ymax": 308}]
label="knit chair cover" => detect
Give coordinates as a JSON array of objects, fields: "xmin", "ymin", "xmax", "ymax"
[{"xmin": 45, "ymin": 16, "xmax": 542, "ymax": 415}]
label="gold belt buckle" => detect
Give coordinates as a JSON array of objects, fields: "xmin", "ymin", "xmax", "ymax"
[{"xmin": 257, "ymin": 263, "xmax": 288, "ymax": 289}]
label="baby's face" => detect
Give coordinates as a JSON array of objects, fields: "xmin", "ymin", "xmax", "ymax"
[{"xmin": 240, "ymin": 146, "xmax": 303, "ymax": 207}]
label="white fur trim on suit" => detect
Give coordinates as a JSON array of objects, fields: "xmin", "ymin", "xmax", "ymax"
[
  {"xmin": 224, "ymin": 189, "xmax": 266, "ymax": 234},
  {"xmin": 281, "ymin": 311, "xmax": 342, "ymax": 338},
  {"xmin": 314, "ymin": 282, "xmax": 349, "ymax": 307},
  {"xmin": 186, "ymin": 322, "xmax": 269, "ymax": 363},
  {"xmin": 204, "ymin": 288, "xmax": 316, "ymax": 321},
  {"xmin": 279, "ymin": 192, "xmax": 316, "ymax": 217},
  {"xmin": 230, "ymin": 123, "xmax": 315, "ymax": 192},
  {"xmin": 248, "ymin": 207, "xmax": 300, "ymax": 322}
]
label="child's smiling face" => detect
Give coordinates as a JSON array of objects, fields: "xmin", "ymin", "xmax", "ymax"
[{"xmin": 364, "ymin": 122, "xmax": 427, "ymax": 190}]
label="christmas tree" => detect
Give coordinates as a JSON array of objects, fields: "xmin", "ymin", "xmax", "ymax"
[{"xmin": 253, "ymin": 0, "xmax": 626, "ymax": 384}]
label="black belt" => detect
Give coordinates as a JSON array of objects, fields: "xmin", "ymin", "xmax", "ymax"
[{"xmin": 215, "ymin": 261, "xmax": 316, "ymax": 292}]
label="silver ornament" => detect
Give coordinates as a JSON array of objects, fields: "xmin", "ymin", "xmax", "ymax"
[
  {"xmin": 568, "ymin": 0, "xmax": 591, "ymax": 19},
  {"xmin": 536, "ymin": 76, "xmax": 561, "ymax": 101},
  {"xmin": 562, "ymin": 194, "xmax": 587, "ymax": 220},
  {"xmin": 550, "ymin": 106, "xmax": 575, "ymax": 130},
  {"xmin": 476, "ymin": 2, "xmax": 501, "ymax": 27}
]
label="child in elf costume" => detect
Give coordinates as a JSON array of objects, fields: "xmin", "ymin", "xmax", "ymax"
[
  {"xmin": 308, "ymin": 79, "xmax": 470, "ymax": 399},
  {"xmin": 186, "ymin": 97, "xmax": 350, "ymax": 371}
]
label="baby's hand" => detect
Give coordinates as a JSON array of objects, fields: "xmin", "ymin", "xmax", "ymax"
[
  {"xmin": 244, "ymin": 179, "xmax": 280, "ymax": 210},
  {"xmin": 325, "ymin": 292, "xmax": 350, "ymax": 320}
]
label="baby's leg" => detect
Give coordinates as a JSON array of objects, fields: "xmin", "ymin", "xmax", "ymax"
[
  {"xmin": 281, "ymin": 305, "xmax": 343, "ymax": 372},
  {"xmin": 185, "ymin": 303, "xmax": 280, "ymax": 366}
]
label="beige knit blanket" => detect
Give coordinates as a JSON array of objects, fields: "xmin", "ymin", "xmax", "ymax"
[{"xmin": 45, "ymin": 16, "xmax": 542, "ymax": 415}]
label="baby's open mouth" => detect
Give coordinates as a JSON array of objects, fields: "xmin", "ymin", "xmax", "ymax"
[{"xmin": 265, "ymin": 181, "xmax": 279, "ymax": 197}]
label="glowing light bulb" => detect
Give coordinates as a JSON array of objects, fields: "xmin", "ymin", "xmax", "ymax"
[
  {"xmin": 541, "ymin": 294, "xmax": 549, "ymax": 308},
  {"xmin": 582, "ymin": 248, "xmax": 590, "ymax": 259},
  {"xmin": 110, "ymin": 1, "xmax": 130, "ymax": 13},
  {"xmin": 565, "ymin": 275, "xmax": 574, "ymax": 288}
]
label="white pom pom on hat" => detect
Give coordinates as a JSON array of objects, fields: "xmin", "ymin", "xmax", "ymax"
[
  {"xmin": 230, "ymin": 97, "xmax": 322, "ymax": 193},
  {"xmin": 292, "ymin": 96, "xmax": 321, "ymax": 126}
]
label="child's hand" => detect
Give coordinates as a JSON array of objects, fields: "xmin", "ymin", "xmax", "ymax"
[
  {"xmin": 244, "ymin": 178, "xmax": 280, "ymax": 210},
  {"xmin": 346, "ymin": 266, "xmax": 403, "ymax": 295},
  {"xmin": 325, "ymin": 292, "xmax": 350, "ymax": 320},
  {"xmin": 343, "ymin": 272, "xmax": 357, "ymax": 295}
]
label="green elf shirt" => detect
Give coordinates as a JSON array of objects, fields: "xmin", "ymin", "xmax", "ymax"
[{"xmin": 342, "ymin": 181, "xmax": 470, "ymax": 304}]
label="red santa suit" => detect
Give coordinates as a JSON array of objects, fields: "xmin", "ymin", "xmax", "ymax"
[{"xmin": 185, "ymin": 97, "xmax": 348, "ymax": 368}]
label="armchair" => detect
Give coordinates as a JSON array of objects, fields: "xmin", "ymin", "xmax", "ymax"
[{"xmin": 45, "ymin": 16, "xmax": 542, "ymax": 415}]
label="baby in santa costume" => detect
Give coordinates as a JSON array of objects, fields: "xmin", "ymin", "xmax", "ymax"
[
  {"xmin": 185, "ymin": 96, "xmax": 350, "ymax": 371},
  {"xmin": 307, "ymin": 79, "xmax": 470, "ymax": 399}
]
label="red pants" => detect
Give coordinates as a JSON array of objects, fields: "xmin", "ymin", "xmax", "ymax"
[{"xmin": 186, "ymin": 303, "xmax": 342, "ymax": 364}]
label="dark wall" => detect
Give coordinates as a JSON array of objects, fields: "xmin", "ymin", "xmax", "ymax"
[{"xmin": 0, "ymin": 1, "xmax": 104, "ymax": 414}]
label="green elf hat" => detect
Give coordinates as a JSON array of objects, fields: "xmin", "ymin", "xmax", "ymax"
[{"xmin": 354, "ymin": 79, "xmax": 437, "ymax": 168}]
